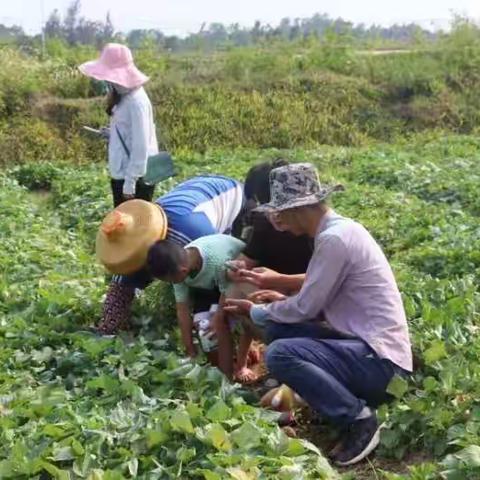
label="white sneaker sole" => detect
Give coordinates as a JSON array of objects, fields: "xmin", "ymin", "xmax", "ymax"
[{"xmin": 335, "ymin": 422, "xmax": 384, "ymax": 467}]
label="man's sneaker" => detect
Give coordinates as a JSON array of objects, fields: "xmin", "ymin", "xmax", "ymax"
[
  {"xmin": 328, "ymin": 438, "xmax": 345, "ymax": 460},
  {"xmin": 334, "ymin": 414, "xmax": 382, "ymax": 466}
]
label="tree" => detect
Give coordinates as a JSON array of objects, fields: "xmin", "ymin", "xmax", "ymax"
[
  {"xmin": 64, "ymin": 0, "xmax": 81, "ymax": 45},
  {"xmin": 76, "ymin": 18, "xmax": 104, "ymax": 45},
  {"xmin": 0, "ymin": 24, "xmax": 24, "ymax": 43},
  {"xmin": 103, "ymin": 12, "xmax": 115, "ymax": 43},
  {"xmin": 45, "ymin": 9, "xmax": 63, "ymax": 39}
]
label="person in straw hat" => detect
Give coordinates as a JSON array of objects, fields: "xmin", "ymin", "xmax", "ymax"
[
  {"xmin": 225, "ymin": 163, "xmax": 412, "ymax": 466},
  {"xmin": 96, "ymin": 174, "xmax": 245, "ymax": 336},
  {"xmin": 79, "ymin": 43, "xmax": 158, "ymax": 207}
]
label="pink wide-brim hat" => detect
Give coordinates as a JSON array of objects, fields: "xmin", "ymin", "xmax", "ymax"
[{"xmin": 79, "ymin": 43, "xmax": 149, "ymax": 89}]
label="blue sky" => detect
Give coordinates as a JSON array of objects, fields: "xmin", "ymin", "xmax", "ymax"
[{"xmin": 2, "ymin": 0, "xmax": 479, "ymax": 36}]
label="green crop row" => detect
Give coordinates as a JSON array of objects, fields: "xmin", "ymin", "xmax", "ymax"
[{"xmin": 2, "ymin": 133, "xmax": 480, "ymax": 478}]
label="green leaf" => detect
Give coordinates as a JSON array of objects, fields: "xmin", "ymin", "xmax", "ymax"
[
  {"xmin": 127, "ymin": 458, "xmax": 138, "ymax": 477},
  {"xmin": 185, "ymin": 363, "xmax": 203, "ymax": 381},
  {"xmin": 70, "ymin": 439, "xmax": 85, "ymax": 456},
  {"xmin": 387, "ymin": 375, "xmax": 409, "ymax": 399},
  {"xmin": 146, "ymin": 429, "xmax": 168, "ymax": 448},
  {"xmin": 454, "ymin": 445, "xmax": 480, "ymax": 467},
  {"xmin": 32, "ymin": 346, "xmax": 54, "ymax": 363},
  {"xmin": 278, "ymin": 465, "xmax": 304, "ymax": 480},
  {"xmin": 231, "ymin": 422, "xmax": 262, "ymax": 450},
  {"xmin": 51, "ymin": 446, "xmax": 75, "ymax": 462},
  {"xmin": 86, "ymin": 375, "xmax": 120, "ymax": 393},
  {"xmin": 227, "ymin": 467, "xmax": 254, "ymax": 480},
  {"xmin": 422, "ymin": 376, "xmax": 438, "ymax": 392},
  {"xmin": 0, "ymin": 460, "xmax": 14, "ymax": 478},
  {"xmin": 177, "ymin": 447, "xmax": 196, "ymax": 462},
  {"xmin": 204, "ymin": 423, "xmax": 232, "ymax": 451},
  {"xmin": 206, "ymin": 399, "xmax": 231, "ymax": 422},
  {"xmin": 170, "ymin": 409, "xmax": 194, "ymax": 434},
  {"xmin": 186, "ymin": 401, "xmax": 203, "ymax": 419},
  {"xmin": 87, "ymin": 470, "xmax": 105, "ymax": 480},
  {"xmin": 40, "ymin": 461, "xmax": 72, "ymax": 480},
  {"xmin": 284, "ymin": 438, "xmax": 306, "ymax": 457},
  {"xmin": 199, "ymin": 470, "xmax": 222, "ymax": 480},
  {"xmin": 43, "ymin": 424, "xmax": 67, "ymax": 439},
  {"xmin": 72, "ymin": 454, "xmax": 93, "ymax": 477},
  {"xmin": 424, "ymin": 340, "xmax": 447, "ymax": 365}
]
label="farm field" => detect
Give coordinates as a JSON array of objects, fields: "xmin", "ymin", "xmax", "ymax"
[{"xmin": 1, "ymin": 133, "xmax": 480, "ymax": 479}]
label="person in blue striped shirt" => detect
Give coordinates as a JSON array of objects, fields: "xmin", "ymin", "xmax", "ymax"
[{"xmin": 97, "ymin": 174, "xmax": 245, "ymax": 334}]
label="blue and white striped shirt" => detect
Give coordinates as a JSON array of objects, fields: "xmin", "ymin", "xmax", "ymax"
[{"xmin": 157, "ymin": 175, "xmax": 244, "ymax": 246}]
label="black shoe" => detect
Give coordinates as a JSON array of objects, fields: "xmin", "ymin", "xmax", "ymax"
[{"xmin": 334, "ymin": 414, "xmax": 382, "ymax": 466}]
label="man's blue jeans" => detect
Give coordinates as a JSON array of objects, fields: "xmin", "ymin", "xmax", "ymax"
[{"xmin": 264, "ymin": 321, "xmax": 405, "ymax": 426}]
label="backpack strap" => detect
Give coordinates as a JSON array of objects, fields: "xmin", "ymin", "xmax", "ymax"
[{"xmin": 115, "ymin": 125, "xmax": 130, "ymax": 157}]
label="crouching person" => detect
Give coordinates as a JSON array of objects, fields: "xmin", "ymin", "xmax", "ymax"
[
  {"xmin": 95, "ymin": 174, "xmax": 244, "ymax": 334},
  {"xmin": 225, "ymin": 163, "xmax": 412, "ymax": 466},
  {"xmin": 146, "ymin": 234, "xmax": 259, "ymax": 382}
]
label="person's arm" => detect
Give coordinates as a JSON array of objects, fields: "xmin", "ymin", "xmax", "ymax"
[
  {"xmin": 123, "ymin": 101, "xmax": 150, "ymax": 196},
  {"xmin": 173, "ymin": 283, "xmax": 195, "ymax": 356},
  {"xmin": 176, "ymin": 302, "xmax": 196, "ymax": 357},
  {"xmin": 226, "ymin": 253, "xmax": 258, "ymax": 283},
  {"xmin": 236, "ymin": 253, "xmax": 258, "ymax": 270},
  {"xmin": 211, "ymin": 294, "xmax": 234, "ymax": 379},
  {"xmin": 255, "ymin": 235, "xmax": 350, "ymax": 324},
  {"xmin": 238, "ymin": 268, "xmax": 305, "ymax": 292}
]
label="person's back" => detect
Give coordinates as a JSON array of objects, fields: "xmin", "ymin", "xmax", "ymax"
[
  {"xmin": 96, "ymin": 175, "xmax": 244, "ymax": 335},
  {"xmin": 157, "ymin": 175, "xmax": 244, "ymax": 243},
  {"xmin": 265, "ymin": 209, "xmax": 411, "ymax": 371},
  {"xmin": 316, "ymin": 212, "xmax": 410, "ymax": 370},
  {"xmin": 148, "ymin": 233, "xmax": 252, "ymax": 372},
  {"xmin": 109, "ymin": 86, "xmax": 158, "ymax": 169},
  {"xmin": 173, "ymin": 234, "xmax": 246, "ymax": 303},
  {"xmin": 244, "ymin": 213, "xmax": 313, "ymax": 275},
  {"xmin": 238, "ymin": 159, "xmax": 313, "ymax": 276}
]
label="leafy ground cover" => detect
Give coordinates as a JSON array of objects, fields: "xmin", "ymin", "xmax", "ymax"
[{"xmin": 1, "ymin": 133, "xmax": 480, "ymax": 479}]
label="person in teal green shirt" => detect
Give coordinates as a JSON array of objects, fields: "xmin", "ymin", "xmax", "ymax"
[{"xmin": 147, "ymin": 234, "xmax": 258, "ymax": 382}]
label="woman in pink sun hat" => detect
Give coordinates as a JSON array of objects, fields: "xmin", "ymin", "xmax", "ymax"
[{"xmin": 79, "ymin": 43, "xmax": 159, "ymax": 207}]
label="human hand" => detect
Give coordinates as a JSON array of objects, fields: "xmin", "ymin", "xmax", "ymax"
[
  {"xmin": 99, "ymin": 126, "xmax": 110, "ymax": 140},
  {"xmin": 225, "ymin": 260, "xmax": 247, "ymax": 282},
  {"xmin": 223, "ymin": 298, "xmax": 254, "ymax": 316},
  {"xmin": 238, "ymin": 267, "xmax": 283, "ymax": 289},
  {"xmin": 248, "ymin": 289, "xmax": 287, "ymax": 304},
  {"xmin": 234, "ymin": 366, "xmax": 258, "ymax": 383}
]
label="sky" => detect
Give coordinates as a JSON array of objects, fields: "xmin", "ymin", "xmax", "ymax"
[{"xmin": 1, "ymin": 0, "xmax": 479, "ymax": 36}]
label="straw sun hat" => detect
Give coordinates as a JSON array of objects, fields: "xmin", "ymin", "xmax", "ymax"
[
  {"xmin": 96, "ymin": 200, "xmax": 168, "ymax": 275},
  {"xmin": 79, "ymin": 43, "xmax": 149, "ymax": 89}
]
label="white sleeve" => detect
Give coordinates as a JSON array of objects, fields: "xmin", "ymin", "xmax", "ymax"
[{"xmin": 123, "ymin": 101, "xmax": 150, "ymax": 195}]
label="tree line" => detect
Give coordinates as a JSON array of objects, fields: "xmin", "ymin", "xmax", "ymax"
[{"xmin": 1, "ymin": 0, "xmax": 436, "ymax": 51}]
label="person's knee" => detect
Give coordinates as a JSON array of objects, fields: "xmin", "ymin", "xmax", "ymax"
[{"xmin": 265, "ymin": 339, "xmax": 292, "ymax": 372}]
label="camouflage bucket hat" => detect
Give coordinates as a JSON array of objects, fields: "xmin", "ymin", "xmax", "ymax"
[{"xmin": 254, "ymin": 163, "xmax": 344, "ymax": 212}]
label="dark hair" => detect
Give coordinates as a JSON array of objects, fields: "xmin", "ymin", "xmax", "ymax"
[
  {"xmin": 105, "ymin": 87, "xmax": 122, "ymax": 116},
  {"xmin": 244, "ymin": 158, "xmax": 289, "ymax": 204},
  {"xmin": 147, "ymin": 240, "xmax": 187, "ymax": 278}
]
